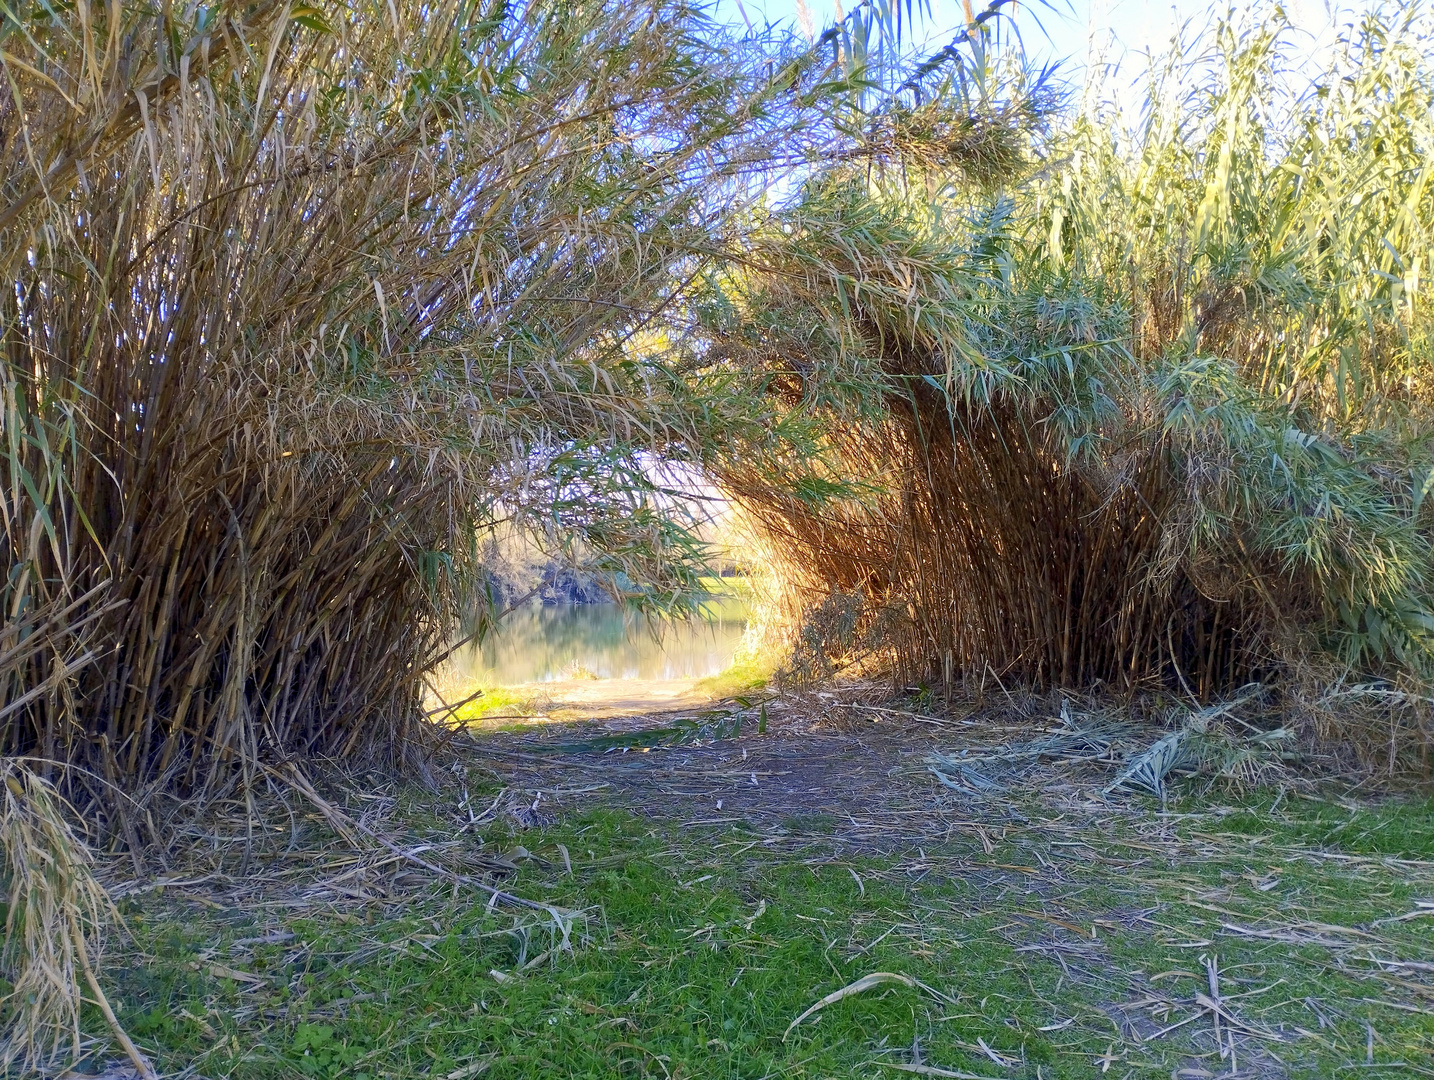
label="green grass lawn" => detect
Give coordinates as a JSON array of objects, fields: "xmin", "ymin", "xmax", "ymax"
[{"xmin": 100, "ymin": 765, "xmax": 1434, "ymax": 1080}]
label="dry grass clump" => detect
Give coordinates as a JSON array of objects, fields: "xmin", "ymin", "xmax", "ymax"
[
  {"xmin": 0, "ymin": 760, "xmax": 150, "ymax": 1076},
  {"xmin": 1285, "ymin": 672, "xmax": 1434, "ymax": 778},
  {"xmin": 711, "ymin": 1, "xmax": 1434, "ymax": 766}
]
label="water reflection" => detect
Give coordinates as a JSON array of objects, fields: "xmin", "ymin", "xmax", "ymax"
[{"xmin": 445, "ymin": 596, "xmax": 749, "ymax": 684}]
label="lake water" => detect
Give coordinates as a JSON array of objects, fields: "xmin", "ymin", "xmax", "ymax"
[{"xmin": 444, "ymin": 596, "xmax": 750, "ymax": 685}]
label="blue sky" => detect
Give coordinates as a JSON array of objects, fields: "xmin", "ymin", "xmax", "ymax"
[{"xmin": 715, "ymin": 1, "xmax": 1346, "ymax": 81}]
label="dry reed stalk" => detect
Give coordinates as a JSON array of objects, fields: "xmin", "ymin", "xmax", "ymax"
[{"xmin": 726, "ymin": 388, "xmax": 1282, "ymax": 694}]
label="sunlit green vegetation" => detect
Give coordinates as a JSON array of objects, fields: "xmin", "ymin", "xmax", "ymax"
[
  {"xmin": 695, "ymin": 655, "xmax": 780, "ymax": 699},
  {"xmin": 110, "ymin": 780, "xmax": 1434, "ymax": 1079}
]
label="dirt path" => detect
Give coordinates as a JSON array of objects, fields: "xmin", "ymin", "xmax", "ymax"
[{"xmin": 468, "ymin": 691, "xmax": 968, "ymax": 838}]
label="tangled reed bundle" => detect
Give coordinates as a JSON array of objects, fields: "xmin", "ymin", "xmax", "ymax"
[
  {"xmin": 717, "ymin": 2, "xmax": 1434, "ymax": 718},
  {"xmin": 0, "ymin": 0, "xmax": 808, "ymax": 832}
]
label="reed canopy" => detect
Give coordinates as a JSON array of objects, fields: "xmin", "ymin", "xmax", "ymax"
[
  {"xmin": 713, "ymin": 1, "xmax": 1434, "ymax": 711},
  {"xmin": 0, "ymin": 0, "xmax": 876, "ymax": 830},
  {"xmin": 2, "ymin": 0, "xmax": 1433, "ymax": 841}
]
